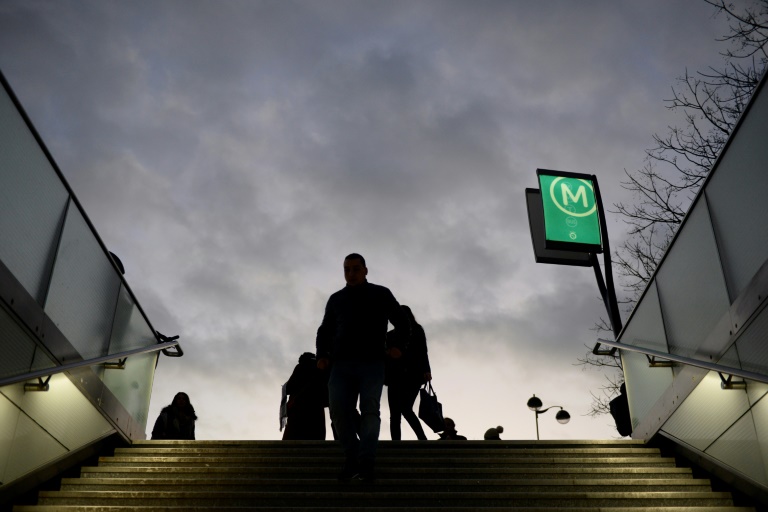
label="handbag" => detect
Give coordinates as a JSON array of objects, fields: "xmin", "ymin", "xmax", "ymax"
[{"xmin": 418, "ymin": 382, "xmax": 445, "ymax": 433}]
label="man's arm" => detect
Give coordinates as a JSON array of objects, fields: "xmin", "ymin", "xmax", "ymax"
[
  {"xmin": 317, "ymin": 330, "xmax": 331, "ymax": 368},
  {"xmin": 384, "ymin": 289, "xmax": 410, "ymax": 357},
  {"xmin": 316, "ymin": 299, "xmax": 334, "ymax": 369}
]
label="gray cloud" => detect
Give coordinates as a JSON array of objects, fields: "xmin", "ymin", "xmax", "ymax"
[{"xmin": 0, "ymin": 0, "xmax": 735, "ymax": 440}]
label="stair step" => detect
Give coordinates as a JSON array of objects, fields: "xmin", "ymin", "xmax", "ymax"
[
  {"xmin": 13, "ymin": 507, "xmax": 761, "ymax": 512},
  {"xmin": 115, "ymin": 447, "xmax": 663, "ymax": 457},
  {"xmin": 79, "ymin": 465, "xmax": 697, "ymax": 480},
  {"xmin": 15, "ymin": 440, "xmax": 757, "ymax": 511},
  {"xmin": 59, "ymin": 477, "xmax": 714, "ymax": 493},
  {"xmin": 97, "ymin": 455, "xmax": 679, "ymax": 468},
  {"xmin": 35, "ymin": 490, "xmax": 738, "ymax": 507},
  {"xmin": 131, "ymin": 439, "xmax": 649, "ymax": 447}
]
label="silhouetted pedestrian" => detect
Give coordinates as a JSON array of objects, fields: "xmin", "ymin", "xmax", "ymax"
[
  {"xmin": 438, "ymin": 417, "xmax": 467, "ymax": 440},
  {"xmin": 282, "ymin": 352, "xmax": 328, "ymax": 440},
  {"xmin": 316, "ymin": 253, "xmax": 410, "ymax": 483},
  {"xmin": 386, "ymin": 305, "xmax": 431, "ymax": 440},
  {"xmin": 151, "ymin": 392, "xmax": 197, "ymax": 440},
  {"xmin": 484, "ymin": 425, "xmax": 504, "ymax": 440},
  {"xmin": 609, "ymin": 382, "xmax": 632, "ymax": 437}
]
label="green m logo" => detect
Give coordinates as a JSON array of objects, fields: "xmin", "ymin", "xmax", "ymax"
[
  {"xmin": 536, "ymin": 170, "xmax": 602, "ymax": 250},
  {"xmin": 548, "ymin": 177, "xmax": 597, "ymax": 218}
]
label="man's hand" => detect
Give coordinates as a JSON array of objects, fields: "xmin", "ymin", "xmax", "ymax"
[
  {"xmin": 317, "ymin": 357, "xmax": 330, "ymax": 370},
  {"xmin": 424, "ymin": 372, "xmax": 432, "ymax": 382},
  {"xmin": 388, "ymin": 347, "xmax": 402, "ymax": 359}
]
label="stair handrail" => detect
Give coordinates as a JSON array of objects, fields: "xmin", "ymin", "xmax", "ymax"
[
  {"xmin": 0, "ymin": 338, "xmax": 182, "ymax": 388},
  {"xmin": 595, "ymin": 338, "xmax": 768, "ymax": 386}
]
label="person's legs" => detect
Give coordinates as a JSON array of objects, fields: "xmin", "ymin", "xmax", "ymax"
[
  {"xmin": 401, "ymin": 382, "xmax": 428, "ymax": 440},
  {"xmin": 311, "ymin": 406, "xmax": 327, "ymax": 440},
  {"xmin": 387, "ymin": 382, "xmax": 403, "ymax": 441},
  {"xmin": 357, "ymin": 360, "xmax": 385, "ymax": 476},
  {"xmin": 328, "ymin": 362, "xmax": 360, "ymax": 477}
]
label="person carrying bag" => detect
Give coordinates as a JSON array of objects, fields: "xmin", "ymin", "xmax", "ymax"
[
  {"xmin": 387, "ymin": 305, "xmax": 432, "ymax": 440},
  {"xmin": 418, "ymin": 381, "xmax": 444, "ymax": 433}
]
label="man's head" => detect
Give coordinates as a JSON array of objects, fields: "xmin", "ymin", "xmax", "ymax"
[
  {"xmin": 444, "ymin": 417, "xmax": 455, "ymax": 431},
  {"xmin": 344, "ymin": 253, "xmax": 368, "ymax": 286}
]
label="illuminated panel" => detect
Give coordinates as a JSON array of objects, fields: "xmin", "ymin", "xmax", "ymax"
[{"xmin": 537, "ymin": 169, "xmax": 602, "ymax": 253}]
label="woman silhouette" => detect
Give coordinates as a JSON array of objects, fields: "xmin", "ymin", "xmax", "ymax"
[
  {"xmin": 386, "ymin": 305, "xmax": 431, "ymax": 440},
  {"xmin": 151, "ymin": 392, "xmax": 197, "ymax": 440}
]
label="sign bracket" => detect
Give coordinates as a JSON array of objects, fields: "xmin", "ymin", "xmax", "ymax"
[{"xmin": 527, "ymin": 169, "xmax": 623, "ymax": 352}]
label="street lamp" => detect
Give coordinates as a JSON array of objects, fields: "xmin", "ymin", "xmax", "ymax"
[{"xmin": 526, "ymin": 394, "xmax": 570, "ymax": 440}]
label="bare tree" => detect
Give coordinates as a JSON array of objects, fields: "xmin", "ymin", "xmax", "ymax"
[
  {"xmin": 616, "ymin": 0, "xmax": 767, "ymax": 291},
  {"xmin": 581, "ymin": 0, "xmax": 768, "ymax": 418}
]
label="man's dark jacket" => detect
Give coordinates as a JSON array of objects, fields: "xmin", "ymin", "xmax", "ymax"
[{"xmin": 316, "ymin": 281, "xmax": 409, "ymax": 362}]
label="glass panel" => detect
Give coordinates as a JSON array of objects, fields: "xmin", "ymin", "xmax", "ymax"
[
  {"xmin": 1, "ymin": 379, "xmax": 25, "ymax": 406},
  {"xmin": 718, "ymin": 344, "xmax": 768, "ymax": 435},
  {"xmin": 0, "ymin": 392, "xmax": 21, "ymax": 484},
  {"xmin": 18, "ymin": 373, "xmax": 113, "ymax": 450},
  {"xmin": 733, "ymin": 304, "xmax": 768, "ymax": 377},
  {"xmin": 661, "ymin": 372, "xmax": 751, "ymax": 451},
  {"xmin": 109, "ymin": 284, "xmax": 156, "ymax": 354},
  {"xmin": 655, "ymin": 198, "xmax": 731, "ymax": 358},
  {"xmin": 620, "ymin": 281, "xmax": 674, "ymax": 431},
  {"xmin": 0, "ymin": 306, "xmax": 57, "ymax": 383},
  {"xmin": 718, "ymin": 343, "xmax": 741, "ymax": 370},
  {"xmin": 0, "ymin": 84, "xmax": 70, "ymax": 304},
  {"xmin": 705, "ymin": 84, "xmax": 768, "ymax": 301},
  {"xmin": 0, "ymin": 306, "xmax": 36, "ymax": 380},
  {"xmin": 101, "ymin": 351, "xmax": 158, "ymax": 433},
  {"xmin": 30, "ymin": 346, "xmax": 58, "ymax": 375},
  {"xmin": 44, "ymin": 207, "xmax": 121, "ymax": 360},
  {"xmin": 746, "ymin": 380, "xmax": 768, "ymax": 410},
  {"xmin": 2, "ymin": 384, "xmax": 67, "ymax": 483},
  {"xmin": 706, "ymin": 408, "xmax": 767, "ymax": 487},
  {"xmin": 722, "ymin": 303, "xmax": 768, "ymax": 406},
  {"xmin": 752, "ymin": 395, "xmax": 768, "ymax": 486},
  {"xmin": 621, "ymin": 280, "xmax": 669, "ymax": 350},
  {"xmin": 622, "ymin": 350, "xmax": 673, "ymax": 429},
  {"xmin": 2, "ymin": 407, "xmax": 68, "ymax": 485}
]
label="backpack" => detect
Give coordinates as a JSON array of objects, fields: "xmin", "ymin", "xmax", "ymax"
[{"xmin": 609, "ymin": 384, "xmax": 632, "ymax": 437}]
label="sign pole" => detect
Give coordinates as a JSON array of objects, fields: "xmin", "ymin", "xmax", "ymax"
[
  {"xmin": 528, "ymin": 169, "xmax": 623, "ymax": 349},
  {"xmin": 591, "ymin": 176, "xmax": 622, "ymax": 342}
]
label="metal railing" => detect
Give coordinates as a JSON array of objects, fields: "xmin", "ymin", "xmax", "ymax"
[
  {"xmin": 594, "ymin": 338, "xmax": 768, "ymax": 388},
  {"xmin": 0, "ymin": 337, "xmax": 182, "ymax": 389}
]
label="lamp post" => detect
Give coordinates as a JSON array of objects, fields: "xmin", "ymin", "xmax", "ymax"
[{"xmin": 526, "ymin": 394, "xmax": 570, "ymax": 440}]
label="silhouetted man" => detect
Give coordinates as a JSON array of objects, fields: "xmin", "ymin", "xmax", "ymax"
[{"xmin": 316, "ymin": 253, "xmax": 409, "ymax": 482}]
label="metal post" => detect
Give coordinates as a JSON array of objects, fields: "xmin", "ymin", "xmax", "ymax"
[{"xmin": 591, "ymin": 176, "xmax": 622, "ymax": 339}]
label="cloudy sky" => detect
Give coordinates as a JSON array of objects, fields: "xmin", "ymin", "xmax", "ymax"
[{"xmin": 0, "ymin": 0, "xmax": 740, "ymax": 441}]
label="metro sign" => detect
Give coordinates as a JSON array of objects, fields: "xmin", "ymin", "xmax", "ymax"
[{"xmin": 536, "ymin": 169, "xmax": 603, "ymax": 253}]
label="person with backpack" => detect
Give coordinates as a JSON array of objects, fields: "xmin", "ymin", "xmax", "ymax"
[{"xmin": 609, "ymin": 382, "xmax": 632, "ymax": 437}]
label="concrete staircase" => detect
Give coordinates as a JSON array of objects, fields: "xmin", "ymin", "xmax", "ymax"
[{"xmin": 14, "ymin": 439, "xmax": 757, "ymax": 511}]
